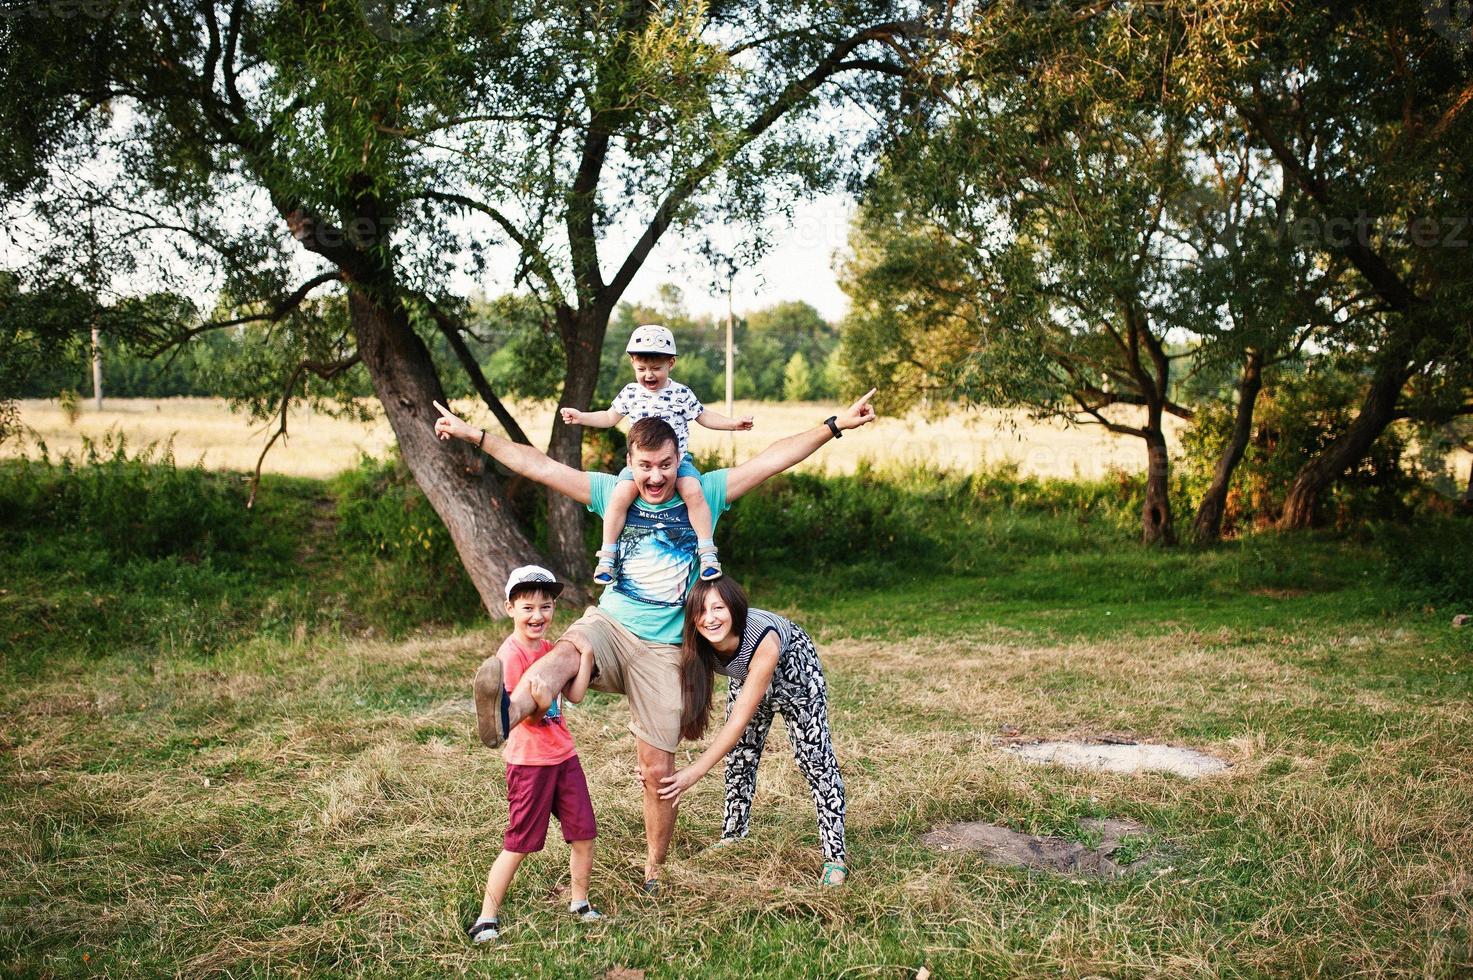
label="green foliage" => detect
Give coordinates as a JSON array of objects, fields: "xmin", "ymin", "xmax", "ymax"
[
  {"xmin": 603, "ymin": 292, "xmax": 841, "ymax": 405},
  {"xmin": 207, "ymin": 293, "xmax": 373, "ymax": 424},
  {"xmin": 0, "ymin": 450, "xmax": 482, "ymax": 680},
  {"xmin": 719, "ymin": 462, "xmax": 1146, "ymax": 582},
  {"xmin": 782, "ymin": 351, "xmax": 812, "ymax": 401},
  {"xmin": 1180, "ymin": 368, "xmax": 1420, "ymax": 532},
  {"xmin": 329, "ymin": 452, "xmax": 482, "ymax": 622},
  {"xmin": 333, "ymin": 453, "xmax": 460, "ymax": 566},
  {"xmin": 477, "ymin": 294, "xmax": 565, "ymax": 401},
  {"xmin": 0, "ymin": 433, "xmax": 250, "ymax": 561},
  {"xmin": 0, "ymin": 441, "xmax": 279, "ymax": 677}
]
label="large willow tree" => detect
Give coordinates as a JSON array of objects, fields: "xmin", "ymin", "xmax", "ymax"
[{"xmin": 1, "ymin": 0, "xmax": 926, "ymax": 611}]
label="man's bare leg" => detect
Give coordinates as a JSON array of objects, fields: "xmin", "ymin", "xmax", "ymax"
[
  {"xmin": 637, "ymin": 738, "xmax": 677, "ymax": 884},
  {"xmin": 510, "ymin": 638, "xmax": 584, "ymax": 727}
]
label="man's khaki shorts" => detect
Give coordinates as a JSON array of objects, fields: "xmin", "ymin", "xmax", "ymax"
[{"xmin": 559, "ymin": 606, "xmax": 682, "ymax": 753}]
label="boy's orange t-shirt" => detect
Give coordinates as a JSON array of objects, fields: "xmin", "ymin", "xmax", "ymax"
[{"xmin": 497, "ymin": 635, "xmax": 577, "ymax": 767}]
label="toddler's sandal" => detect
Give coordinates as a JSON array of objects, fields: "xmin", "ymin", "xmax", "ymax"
[
  {"xmin": 697, "ymin": 548, "xmax": 722, "ymax": 581},
  {"xmin": 593, "ymin": 548, "xmax": 618, "ymax": 586}
]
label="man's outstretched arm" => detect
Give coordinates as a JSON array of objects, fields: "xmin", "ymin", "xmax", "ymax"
[
  {"xmin": 725, "ymin": 389, "xmax": 878, "ymax": 502},
  {"xmin": 434, "ymin": 401, "xmax": 593, "ymax": 505}
]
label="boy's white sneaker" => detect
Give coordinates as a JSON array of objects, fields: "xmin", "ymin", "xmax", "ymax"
[
  {"xmin": 468, "ymin": 915, "xmax": 500, "ymax": 943},
  {"xmin": 569, "ymin": 900, "xmax": 603, "ymax": 922}
]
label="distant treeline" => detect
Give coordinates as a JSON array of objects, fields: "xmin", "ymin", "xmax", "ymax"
[{"xmin": 10, "ymin": 283, "xmax": 840, "ymax": 405}]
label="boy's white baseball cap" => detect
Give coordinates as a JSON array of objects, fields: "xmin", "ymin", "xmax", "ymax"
[
  {"xmin": 504, "ymin": 565, "xmax": 564, "ymax": 600},
  {"xmin": 626, "ymin": 324, "xmax": 677, "ymax": 356}
]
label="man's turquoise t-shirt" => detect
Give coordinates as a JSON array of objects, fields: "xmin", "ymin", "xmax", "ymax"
[{"xmin": 587, "ymin": 469, "xmax": 730, "ymax": 645}]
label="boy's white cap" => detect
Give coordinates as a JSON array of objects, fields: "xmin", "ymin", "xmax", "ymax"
[
  {"xmin": 626, "ymin": 324, "xmax": 677, "ymax": 356},
  {"xmin": 504, "ymin": 565, "xmax": 564, "ymax": 600}
]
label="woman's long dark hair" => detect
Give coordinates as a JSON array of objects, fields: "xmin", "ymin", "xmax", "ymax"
[{"xmin": 679, "ymin": 577, "xmax": 749, "ymax": 740}]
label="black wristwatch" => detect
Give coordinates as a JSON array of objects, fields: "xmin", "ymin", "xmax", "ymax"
[{"xmin": 824, "ymin": 415, "xmax": 842, "ymax": 439}]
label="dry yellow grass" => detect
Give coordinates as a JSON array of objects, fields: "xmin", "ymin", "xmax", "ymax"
[
  {"xmin": 6, "ymin": 397, "xmax": 1189, "ymax": 479},
  {"xmin": 3, "ymin": 620, "xmax": 1469, "ymax": 976}
]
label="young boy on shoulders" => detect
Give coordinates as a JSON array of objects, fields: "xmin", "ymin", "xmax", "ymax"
[
  {"xmin": 468, "ymin": 566, "xmax": 601, "ymax": 944},
  {"xmin": 560, "ymin": 324, "xmax": 753, "ymax": 587}
]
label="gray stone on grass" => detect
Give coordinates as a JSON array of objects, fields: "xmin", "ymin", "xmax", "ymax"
[
  {"xmin": 1008, "ymin": 740, "xmax": 1228, "ymax": 778},
  {"xmin": 923, "ymin": 817, "xmax": 1155, "ymax": 877}
]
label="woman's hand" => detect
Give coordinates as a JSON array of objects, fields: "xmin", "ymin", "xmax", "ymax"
[
  {"xmin": 559, "ymin": 406, "xmax": 584, "ymax": 426},
  {"xmin": 658, "ymin": 766, "xmax": 704, "ymax": 803}
]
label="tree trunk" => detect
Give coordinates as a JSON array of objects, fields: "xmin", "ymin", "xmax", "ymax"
[
  {"xmin": 1142, "ymin": 423, "xmax": 1176, "ymax": 545},
  {"xmin": 349, "ymin": 291, "xmax": 587, "ymax": 614},
  {"xmin": 1191, "ymin": 349, "xmax": 1264, "ymax": 544},
  {"xmin": 545, "ymin": 305, "xmax": 611, "ymax": 575},
  {"xmin": 1277, "ymin": 355, "xmax": 1414, "ymax": 530}
]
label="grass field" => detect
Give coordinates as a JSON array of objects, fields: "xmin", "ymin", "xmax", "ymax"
[
  {"xmin": 2, "ymin": 452, "xmax": 1471, "ymax": 977},
  {"xmin": 5, "ymin": 396, "xmax": 1191, "ymax": 480}
]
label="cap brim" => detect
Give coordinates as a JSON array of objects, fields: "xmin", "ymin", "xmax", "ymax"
[{"xmin": 507, "ymin": 579, "xmax": 564, "ymax": 599}]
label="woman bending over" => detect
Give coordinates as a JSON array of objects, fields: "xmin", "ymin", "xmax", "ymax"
[{"xmin": 659, "ymin": 577, "xmax": 847, "ymax": 886}]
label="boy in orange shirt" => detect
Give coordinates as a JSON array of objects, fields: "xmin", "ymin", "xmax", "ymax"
[{"xmin": 468, "ymin": 566, "xmax": 600, "ymax": 944}]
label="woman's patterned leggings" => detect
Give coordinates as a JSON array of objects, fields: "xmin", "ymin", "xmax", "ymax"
[{"xmin": 721, "ymin": 625, "xmax": 847, "ymax": 864}]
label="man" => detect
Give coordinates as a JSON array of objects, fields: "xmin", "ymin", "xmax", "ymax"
[{"xmin": 432, "ymin": 389, "xmax": 876, "ymax": 890}]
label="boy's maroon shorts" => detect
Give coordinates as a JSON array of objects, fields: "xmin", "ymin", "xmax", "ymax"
[{"xmin": 504, "ymin": 755, "xmax": 597, "ymax": 853}]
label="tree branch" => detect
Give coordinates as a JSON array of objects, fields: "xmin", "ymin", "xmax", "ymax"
[
  {"xmin": 414, "ymin": 190, "xmax": 567, "ymax": 307},
  {"xmin": 247, "ymin": 352, "xmax": 361, "ymax": 508},
  {"xmin": 603, "ymin": 20, "xmax": 931, "ymax": 306},
  {"xmin": 413, "ymin": 293, "xmax": 534, "ymax": 447},
  {"xmin": 156, "ymin": 270, "xmax": 342, "ymax": 353},
  {"xmin": 1237, "ymin": 94, "xmax": 1421, "ymax": 312}
]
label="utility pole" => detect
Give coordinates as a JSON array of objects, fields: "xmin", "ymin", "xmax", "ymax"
[
  {"xmin": 724, "ymin": 269, "xmax": 734, "ymax": 418},
  {"xmin": 87, "ymin": 197, "xmax": 103, "ymax": 411},
  {"xmin": 724, "ymin": 269, "xmax": 736, "ymax": 464}
]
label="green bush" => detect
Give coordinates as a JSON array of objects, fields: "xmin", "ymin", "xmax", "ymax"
[
  {"xmin": 1180, "ymin": 368, "xmax": 1421, "ymax": 534},
  {"xmin": 716, "ymin": 460, "xmax": 1145, "ymax": 578},
  {"xmin": 333, "ymin": 452, "xmax": 459, "ymax": 565},
  {"xmin": 330, "ymin": 453, "xmax": 481, "ymax": 622},
  {"xmin": 0, "ymin": 433, "xmax": 249, "ymax": 561},
  {"xmin": 1370, "ymin": 518, "xmax": 1473, "ymax": 607}
]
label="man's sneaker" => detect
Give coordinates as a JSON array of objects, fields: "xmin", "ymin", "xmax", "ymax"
[
  {"xmin": 569, "ymin": 900, "xmax": 603, "ymax": 922},
  {"xmin": 468, "ymin": 915, "xmax": 500, "ymax": 943},
  {"xmin": 472, "ymin": 655, "xmax": 511, "ymax": 748},
  {"xmin": 640, "ymin": 878, "xmax": 662, "ymax": 897}
]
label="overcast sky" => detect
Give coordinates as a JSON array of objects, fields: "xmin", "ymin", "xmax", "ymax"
[
  {"xmin": 617, "ymin": 193, "xmax": 855, "ymax": 323},
  {"xmin": 466, "ymin": 191, "xmax": 856, "ymax": 325}
]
